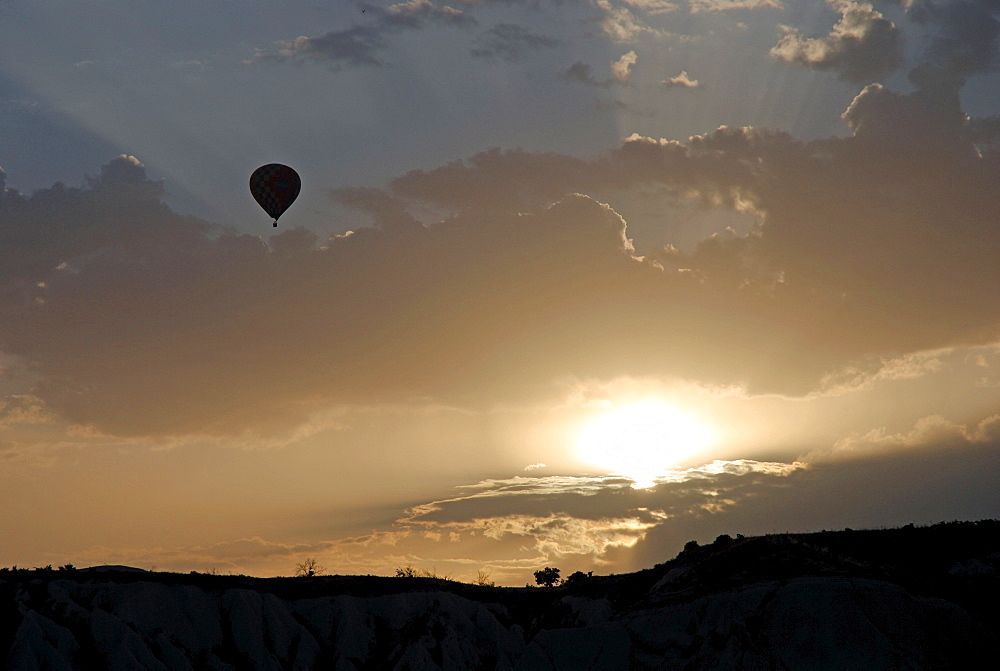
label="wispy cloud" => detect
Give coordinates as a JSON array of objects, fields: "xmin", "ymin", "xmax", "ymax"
[
  {"xmin": 0, "ymin": 395, "xmax": 51, "ymax": 427},
  {"xmin": 62, "ymin": 461, "xmax": 802, "ymax": 578},
  {"xmin": 689, "ymin": 0, "xmax": 782, "ymax": 12},
  {"xmin": 596, "ymin": 0, "xmax": 668, "ymax": 41},
  {"xmin": 470, "ymin": 23, "xmax": 559, "ymax": 61},
  {"xmin": 814, "ymin": 413, "xmax": 1000, "ymax": 462},
  {"xmin": 61, "ymin": 431, "xmax": 1000, "ymax": 582},
  {"xmin": 564, "ymin": 61, "xmax": 603, "ymax": 86},
  {"xmin": 252, "ymin": 26, "xmax": 389, "ymax": 68},
  {"xmin": 251, "ymin": 1, "xmax": 476, "ymax": 69},
  {"xmin": 622, "ymin": 0, "xmax": 679, "ymax": 15}
]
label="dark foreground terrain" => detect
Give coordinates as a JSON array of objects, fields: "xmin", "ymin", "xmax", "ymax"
[{"xmin": 3, "ymin": 521, "xmax": 998, "ymax": 669}]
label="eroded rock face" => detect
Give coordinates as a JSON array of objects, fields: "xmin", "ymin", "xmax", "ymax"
[
  {"xmin": 4, "ymin": 580, "xmax": 528, "ymax": 670},
  {"xmin": 0, "ymin": 574, "xmax": 983, "ymax": 670},
  {"xmin": 514, "ymin": 576, "xmax": 980, "ymax": 670},
  {"xmin": 2, "ymin": 525, "xmax": 997, "ymax": 669}
]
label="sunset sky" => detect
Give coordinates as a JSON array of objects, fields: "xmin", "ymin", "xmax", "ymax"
[{"xmin": 2, "ymin": 0, "xmax": 999, "ymax": 585}]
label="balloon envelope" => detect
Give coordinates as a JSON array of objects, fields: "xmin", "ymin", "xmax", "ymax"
[{"xmin": 250, "ymin": 164, "xmax": 301, "ymax": 222}]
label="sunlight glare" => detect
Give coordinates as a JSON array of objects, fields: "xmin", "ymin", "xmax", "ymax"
[{"xmin": 577, "ymin": 401, "xmax": 714, "ymax": 489}]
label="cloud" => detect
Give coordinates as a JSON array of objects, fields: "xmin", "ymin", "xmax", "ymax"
[
  {"xmin": 253, "ymin": 26, "xmax": 388, "ymax": 68},
  {"xmin": 816, "ymin": 413, "xmax": 1000, "ymax": 461},
  {"xmin": 564, "ymin": 61, "xmax": 603, "ymax": 86},
  {"xmin": 251, "ymin": 1, "xmax": 475, "ymax": 68},
  {"xmin": 611, "ymin": 50, "xmax": 639, "ymax": 83},
  {"xmin": 622, "ymin": 0, "xmax": 679, "ymax": 15},
  {"xmin": 564, "ymin": 52, "xmax": 637, "ymax": 87},
  {"xmin": 689, "ymin": 0, "xmax": 783, "ymax": 11},
  {"xmin": 595, "ymin": 0, "xmax": 664, "ymax": 41},
  {"xmin": 906, "ymin": 0, "xmax": 1000, "ymax": 81},
  {"xmin": 661, "ymin": 70, "xmax": 701, "ymax": 88},
  {"xmin": 622, "ymin": 429, "xmax": 1000, "ymax": 571},
  {"xmin": 470, "ymin": 23, "xmax": 559, "ymax": 61},
  {"xmin": 370, "ymin": 88, "xmax": 1000, "ymax": 396},
  {"xmin": 0, "ymin": 395, "xmax": 52, "ymax": 427},
  {"xmin": 5, "ymin": 62, "xmax": 1000, "ymax": 437},
  {"xmin": 57, "ymin": 430, "xmax": 1000, "ymax": 580},
  {"xmin": 770, "ymin": 0, "xmax": 902, "ymax": 82},
  {"xmin": 816, "ymin": 348, "xmax": 948, "ymax": 396},
  {"xmin": 840, "ymin": 79, "xmax": 973, "ymax": 159},
  {"xmin": 389, "ymin": 462, "xmax": 802, "ymax": 562},
  {"xmin": 378, "ymin": 0, "xmax": 476, "ymax": 28}
]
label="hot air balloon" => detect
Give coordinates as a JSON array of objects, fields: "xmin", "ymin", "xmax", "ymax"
[{"xmin": 250, "ymin": 164, "xmax": 301, "ymax": 227}]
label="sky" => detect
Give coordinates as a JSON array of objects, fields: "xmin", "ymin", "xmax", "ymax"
[{"xmin": 1, "ymin": 0, "xmax": 999, "ymax": 585}]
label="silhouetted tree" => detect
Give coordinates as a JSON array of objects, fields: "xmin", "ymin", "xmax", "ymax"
[
  {"xmin": 534, "ymin": 566, "xmax": 561, "ymax": 587},
  {"xmin": 294, "ymin": 557, "xmax": 325, "ymax": 577},
  {"xmin": 564, "ymin": 570, "xmax": 592, "ymax": 587}
]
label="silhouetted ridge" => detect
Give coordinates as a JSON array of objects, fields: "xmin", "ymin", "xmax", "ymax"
[{"xmin": 2, "ymin": 520, "xmax": 997, "ymax": 669}]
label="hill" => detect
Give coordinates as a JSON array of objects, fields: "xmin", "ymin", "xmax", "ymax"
[{"xmin": 3, "ymin": 520, "xmax": 998, "ymax": 669}]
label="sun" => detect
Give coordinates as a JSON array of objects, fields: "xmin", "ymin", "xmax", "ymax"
[{"xmin": 576, "ymin": 400, "xmax": 714, "ymax": 488}]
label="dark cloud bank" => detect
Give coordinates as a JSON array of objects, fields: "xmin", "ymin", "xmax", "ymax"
[
  {"xmin": 5, "ymin": 0, "xmax": 1000, "ymax": 438},
  {"xmin": 3, "ymin": 57, "xmax": 1000, "ymax": 438}
]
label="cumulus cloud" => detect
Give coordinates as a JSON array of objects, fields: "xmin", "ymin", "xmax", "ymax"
[
  {"xmin": 370, "ymin": 89, "xmax": 1000, "ymax": 396},
  {"xmin": 2, "ymin": 160, "xmax": 640, "ymax": 435},
  {"xmin": 611, "ymin": 50, "xmax": 639, "ymax": 83},
  {"xmin": 906, "ymin": 0, "xmax": 1000, "ymax": 81},
  {"xmin": 661, "ymin": 70, "xmax": 701, "ymax": 88},
  {"xmin": 251, "ymin": 1, "xmax": 475, "ymax": 68},
  {"xmin": 7, "ymin": 45, "xmax": 1000, "ymax": 438},
  {"xmin": 470, "ymin": 23, "xmax": 559, "ymax": 61},
  {"xmin": 770, "ymin": 0, "xmax": 902, "ymax": 82}
]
